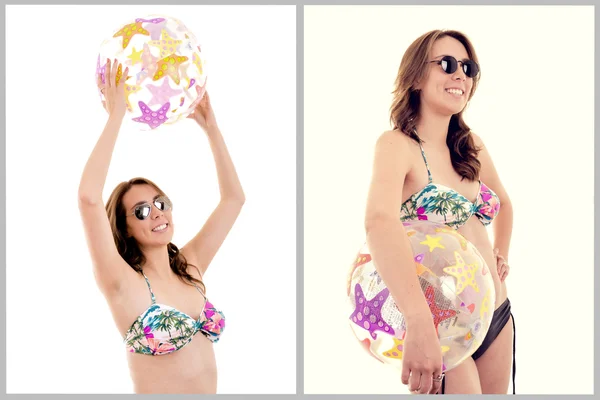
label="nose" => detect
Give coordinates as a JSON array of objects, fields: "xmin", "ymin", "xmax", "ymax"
[
  {"xmin": 453, "ymin": 68, "xmax": 466, "ymax": 81},
  {"xmin": 151, "ymin": 205, "xmax": 164, "ymax": 219}
]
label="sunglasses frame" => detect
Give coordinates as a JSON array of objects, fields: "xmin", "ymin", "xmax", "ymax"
[
  {"xmin": 126, "ymin": 195, "xmax": 173, "ymax": 221},
  {"xmin": 427, "ymin": 55, "xmax": 480, "ymax": 78}
]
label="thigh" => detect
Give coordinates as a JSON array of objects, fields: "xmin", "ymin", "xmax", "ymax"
[
  {"xmin": 442, "ymin": 357, "xmax": 482, "ymax": 394},
  {"xmin": 474, "ymin": 314, "xmax": 514, "ymax": 394}
]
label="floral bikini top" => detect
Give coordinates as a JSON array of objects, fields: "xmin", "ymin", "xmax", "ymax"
[
  {"xmin": 399, "ymin": 141, "xmax": 500, "ymax": 229},
  {"xmin": 123, "ymin": 271, "xmax": 225, "ymax": 356}
]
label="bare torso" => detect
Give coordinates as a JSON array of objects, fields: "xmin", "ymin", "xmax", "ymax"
[
  {"xmin": 402, "ymin": 138, "xmax": 507, "ymax": 309},
  {"xmin": 104, "ymin": 271, "xmax": 218, "ymax": 394}
]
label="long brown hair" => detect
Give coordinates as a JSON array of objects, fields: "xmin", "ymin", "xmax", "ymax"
[
  {"xmin": 105, "ymin": 177, "xmax": 206, "ymax": 293},
  {"xmin": 390, "ymin": 29, "xmax": 482, "ymax": 181}
]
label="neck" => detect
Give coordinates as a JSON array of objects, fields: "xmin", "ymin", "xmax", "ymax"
[
  {"xmin": 139, "ymin": 245, "xmax": 176, "ymax": 281},
  {"xmin": 415, "ymin": 103, "xmax": 453, "ymax": 147}
]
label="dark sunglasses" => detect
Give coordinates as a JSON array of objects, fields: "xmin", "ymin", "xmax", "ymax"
[
  {"xmin": 427, "ymin": 55, "xmax": 479, "ymax": 78},
  {"xmin": 127, "ymin": 195, "xmax": 173, "ymax": 220}
]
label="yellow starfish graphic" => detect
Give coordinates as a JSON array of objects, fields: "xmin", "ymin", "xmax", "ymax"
[
  {"xmin": 153, "ymin": 54, "xmax": 189, "ymax": 85},
  {"xmin": 479, "ymin": 289, "xmax": 491, "ymax": 320},
  {"xmin": 149, "ymin": 29, "xmax": 183, "ymax": 59},
  {"xmin": 113, "ymin": 21, "xmax": 149, "ymax": 49},
  {"xmin": 420, "ymin": 235, "xmax": 445, "ymax": 252},
  {"xmin": 192, "ymin": 52, "xmax": 204, "ymax": 75},
  {"xmin": 435, "ymin": 227, "xmax": 468, "ymax": 250},
  {"xmin": 382, "ymin": 338, "xmax": 451, "ymax": 360},
  {"xmin": 443, "ymin": 251, "xmax": 479, "ymax": 295},
  {"xmin": 128, "ymin": 46, "xmax": 144, "ymax": 65}
]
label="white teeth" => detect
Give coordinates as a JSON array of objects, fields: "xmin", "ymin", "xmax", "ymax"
[
  {"xmin": 446, "ymin": 89, "xmax": 464, "ymax": 95},
  {"xmin": 152, "ymin": 224, "xmax": 167, "ymax": 232}
]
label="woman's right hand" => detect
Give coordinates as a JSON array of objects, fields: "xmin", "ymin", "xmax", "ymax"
[
  {"xmin": 401, "ymin": 316, "xmax": 444, "ymax": 395},
  {"xmin": 97, "ymin": 58, "xmax": 129, "ymax": 119}
]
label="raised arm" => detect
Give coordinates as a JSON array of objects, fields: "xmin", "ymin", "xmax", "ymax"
[
  {"xmin": 365, "ymin": 131, "xmax": 442, "ymax": 395},
  {"xmin": 78, "ymin": 59, "xmax": 134, "ymax": 296},
  {"xmin": 181, "ymin": 88, "xmax": 245, "ymax": 275}
]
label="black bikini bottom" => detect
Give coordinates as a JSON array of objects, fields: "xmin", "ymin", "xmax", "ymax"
[{"xmin": 440, "ymin": 298, "xmax": 516, "ymax": 394}]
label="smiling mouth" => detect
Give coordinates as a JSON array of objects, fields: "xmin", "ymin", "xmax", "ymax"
[
  {"xmin": 152, "ymin": 223, "xmax": 168, "ymax": 232},
  {"xmin": 445, "ymin": 88, "xmax": 464, "ymax": 96}
]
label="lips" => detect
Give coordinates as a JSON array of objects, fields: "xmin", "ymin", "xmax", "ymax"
[{"xmin": 152, "ymin": 223, "xmax": 169, "ymax": 232}]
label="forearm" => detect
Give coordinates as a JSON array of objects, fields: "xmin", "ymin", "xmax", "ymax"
[
  {"xmin": 366, "ymin": 218, "xmax": 431, "ymax": 326},
  {"xmin": 205, "ymin": 127, "xmax": 245, "ymax": 202},
  {"xmin": 493, "ymin": 200, "xmax": 513, "ymax": 260},
  {"xmin": 78, "ymin": 116, "xmax": 123, "ymax": 203}
]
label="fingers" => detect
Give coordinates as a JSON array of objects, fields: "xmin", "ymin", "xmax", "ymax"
[
  {"xmin": 499, "ymin": 263, "xmax": 510, "ymax": 281},
  {"xmin": 401, "ymin": 363, "xmax": 411, "ymax": 385},
  {"xmin": 429, "ymin": 370, "xmax": 443, "ymax": 394},
  {"xmin": 418, "ymin": 372, "xmax": 432, "ymax": 394},
  {"xmin": 105, "ymin": 59, "xmax": 112, "ymax": 88},
  {"xmin": 408, "ymin": 370, "xmax": 422, "ymax": 394},
  {"xmin": 111, "ymin": 58, "xmax": 119, "ymax": 86},
  {"xmin": 122, "ymin": 67, "xmax": 129, "ymax": 86}
]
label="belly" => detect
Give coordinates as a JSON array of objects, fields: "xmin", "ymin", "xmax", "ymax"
[
  {"xmin": 457, "ymin": 218, "xmax": 507, "ymax": 310},
  {"xmin": 127, "ymin": 334, "xmax": 217, "ymax": 394}
]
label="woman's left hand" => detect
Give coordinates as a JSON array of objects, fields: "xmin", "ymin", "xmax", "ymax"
[
  {"xmin": 493, "ymin": 248, "xmax": 510, "ymax": 282},
  {"xmin": 187, "ymin": 84, "xmax": 218, "ymax": 133}
]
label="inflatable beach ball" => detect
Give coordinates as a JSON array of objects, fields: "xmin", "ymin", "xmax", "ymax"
[
  {"xmin": 347, "ymin": 220, "xmax": 496, "ymax": 373},
  {"xmin": 96, "ymin": 15, "xmax": 207, "ymax": 130}
]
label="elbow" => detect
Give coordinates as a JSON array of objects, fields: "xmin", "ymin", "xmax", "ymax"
[
  {"xmin": 364, "ymin": 212, "xmax": 397, "ymax": 237},
  {"xmin": 222, "ymin": 193, "xmax": 245, "ymax": 208},
  {"xmin": 77, "ymin": 188, "xmax": 101, "ymax": 207}
]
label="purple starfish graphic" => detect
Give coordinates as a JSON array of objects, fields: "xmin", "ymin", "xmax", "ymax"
[
  {"xmin": 136, "ymin": 17, "xmax": 165, "ymax": 24},
  {"xmin": 137, "ymin": 17, "xmax": 167, "ymax": 40},
  {"xmin": 96, "ymin": 55, "xmax": 107, "ymax": 84},
  {"xmin": 350, "ymin": 283, "xmax": 395, "ymax": 340},
  {"xmin": 147, "ymin": 79, "xmax": 183, "ymax": 107},
  {"xmin": 132, "ymin": 101, "xmax": 171, "ymax": 129}
]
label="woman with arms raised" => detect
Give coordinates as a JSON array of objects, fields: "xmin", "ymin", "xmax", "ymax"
[{"xmin": 78, "ymin": 59, "xmax": 245, "ymax": 393}]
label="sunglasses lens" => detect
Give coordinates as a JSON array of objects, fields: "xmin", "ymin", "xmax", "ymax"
[
  {"xmin": 155, "ymin": 197, "xmax": 172, "ymax": 211},
  {"xmin": 464, "ymin": 60, "xmax": 479, "ymax": 78},
  {"xmin": 440, "ymin": 56, "xmax": 457, "ymax": 74},
  {"xmin": 135, "ymin": 205, "xmax": 151, "ymax": 220}
]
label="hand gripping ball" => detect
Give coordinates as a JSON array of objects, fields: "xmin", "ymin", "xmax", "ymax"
[
  {"xmin": 95, "ymin": 15, "xmax": 207, "ymax": 130},
  {"xmin": 346, "ymin": 220, "xmax": 496, "ymax": 373}
]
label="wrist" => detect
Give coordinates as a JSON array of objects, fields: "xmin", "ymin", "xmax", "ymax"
[
  {"xmin": 204, "ymin": 125, "xmax": 221, "ymax": 137},
  {"xmin": 107, "ymin": 112, "xmax": 125, "ymax": 124},
  {"xmin": 403, "ymin": 303, "xmax": 433, "ymax": 328}
]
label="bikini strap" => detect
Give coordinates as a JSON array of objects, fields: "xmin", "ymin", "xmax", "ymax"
[
  {"xmin": 193, "ymin": 284, "xmax": 207, "ymax": 301},
  {"xmin": 417, "ymin": 140, "xmax": 433, "ymax": 184},
  {"xmin": 140, "ymin": 270, "xmax": 156, "ymax": 304}
]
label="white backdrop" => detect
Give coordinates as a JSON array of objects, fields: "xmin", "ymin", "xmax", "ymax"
[
  {"xmin": 7, "ymin": 5, "xmax": 296, "ymax": 394},
  {"xmin": 304, "ymin": 5, "xmax": 594, "ymax": 395}
]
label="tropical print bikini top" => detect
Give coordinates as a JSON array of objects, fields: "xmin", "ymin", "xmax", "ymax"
[
  {"xmin": 399, "ymin": 141, "xmax": 500, "ymax": 230},
  {"xmin": 123, "ymin": 271, "xmax": 225, "ymax": 356}
]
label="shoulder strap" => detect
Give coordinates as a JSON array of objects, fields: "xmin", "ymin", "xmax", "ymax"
[
  {"xmin": 140, "ymin": 270, "xmax": 156, "ymax": 304},
  {"xmin": 417, "ymin": 140, "xmax": 433, "ymax": 184}
]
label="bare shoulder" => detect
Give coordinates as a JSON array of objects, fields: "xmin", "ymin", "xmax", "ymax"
[
  {"xmin": 470, "ymin": 131, "xmax": 486, "ymax": 149},
  {"xmin": 376, "ymin": 129, "xmax": 413, "ymax": 149}
]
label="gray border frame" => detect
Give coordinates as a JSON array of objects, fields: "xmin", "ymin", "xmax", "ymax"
[{"xmin": 2, "ymin": 1, "xmax": 598, "ymax": 399}]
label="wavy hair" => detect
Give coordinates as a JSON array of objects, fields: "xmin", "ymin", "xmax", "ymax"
[
  {"xmin": 390, "ymin": 29, "xmax": 482, "ymax": 181},
  {"xmin": 105, "ymin": 177, "xmax": 206, "ymax": 293}
]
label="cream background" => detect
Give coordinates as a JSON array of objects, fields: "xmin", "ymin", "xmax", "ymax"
[{"xmin": 304, "ymin": 5, "xmax": 594, "ymax": 395}]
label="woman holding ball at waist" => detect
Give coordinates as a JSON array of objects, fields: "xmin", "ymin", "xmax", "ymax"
[
  {"xmin": 364, "ymin": 30, "xmax": 515, "ymax": 394},
  {"xmin": 78, "ymin": 58, "xmax": 245, "ymax": 393}
]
